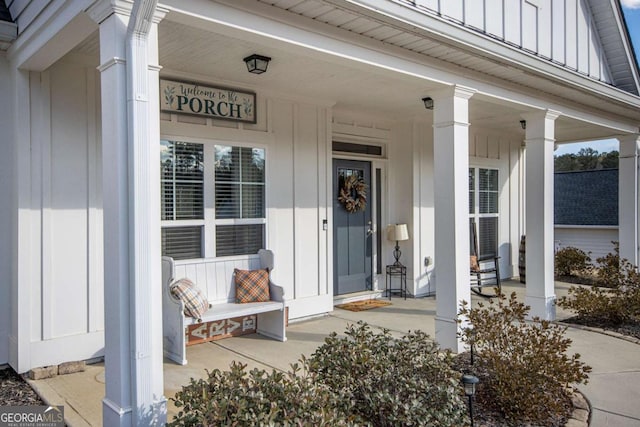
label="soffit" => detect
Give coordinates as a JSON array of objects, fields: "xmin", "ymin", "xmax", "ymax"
[
  {"xmin": 587, "ymin": 0, "xmax": 640, "ymax": 95},
  {"xmin": 70, "ymin": 9, "xmax": 626, "ymax": 142},
  {"xmin": 255, "ymin": 0, "xmax": 640, "ymax": 123}
]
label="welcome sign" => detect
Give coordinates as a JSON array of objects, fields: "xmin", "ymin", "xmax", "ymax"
[{"xmin": 160, "ymin": 79, "xmax": 256, "ymax": 123}]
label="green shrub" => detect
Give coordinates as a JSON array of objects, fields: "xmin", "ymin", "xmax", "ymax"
[
  {"xmin": 307, "ymin": 322, "xmax": 468, "ymax": 427},
  {"xmin": 559, "ymin": 244, "xmax": 640, "ymax": 325},
  {"xmin": 459, "ymin": 293, "xmax": 591, "ymax": 425},
  {"xmin": 595, "ymin": 241, "xmax": 622, "ymax": 288},
  {"xmin": 555, "ymin": 246, "xmax": 592, "ymax": 277},
  {"xmin": 168, "ymin": 361, "xmax": 359, "ymax": 426},
  {"xmin": 169, "ymin": 323, "xmax": 469, "ymax": 427}
]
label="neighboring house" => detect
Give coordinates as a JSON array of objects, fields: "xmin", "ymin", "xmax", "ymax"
[
  {"xmin": 1, "ymin": 0, "xmax": 639, "ymax": 425},
  {"xmin": 555, "ymin": 169, "xmax": 619, "ymax": 259}
]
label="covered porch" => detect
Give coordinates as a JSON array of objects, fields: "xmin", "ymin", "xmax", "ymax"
[
  {"xmin": 28, "ymin": 280, "xmax": 640, "ymax": 427},
  {"xmin": 6, "ymin": 0, "xmax": 640, "ymax": 425}
]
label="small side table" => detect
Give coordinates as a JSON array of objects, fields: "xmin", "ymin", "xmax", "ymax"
[{"xmin": 385, "ymin": 264, "xmax": 407, "ymax": 300}]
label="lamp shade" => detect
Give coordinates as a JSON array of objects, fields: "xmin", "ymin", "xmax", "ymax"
[{"xmin": 387, "ymin": 224, "xmax": 409, "ymax": 242}]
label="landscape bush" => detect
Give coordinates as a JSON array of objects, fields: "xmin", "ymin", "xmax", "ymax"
[
  {"xmin": 169, "ymin": 322, "xmax": 469, "ymax": 427},
  {"xmin": 595, "ymin": 241, "xmax": 623, "ymax": 288},
  {"xmin": 307, "ymin": 322, "xmax": 469, "ymax": 427},
  {"xmin": 459, "ymin": 293, "xmax": 591, "ymax": 425},
  {"xmin": 558, "ymin": 245, "xmax": 640, "ymax": 325},
  {"xmin": 554, "ymin": 246, "xmax": 592, "ymax": 277},
  {"xmin": 168, "ymin": 361, "xmax": 359, "ymax": 426}
]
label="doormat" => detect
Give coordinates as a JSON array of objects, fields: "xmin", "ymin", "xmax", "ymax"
[{"xmin": 336, "ymin": 299, "xmax": 392, "ymax": 312}]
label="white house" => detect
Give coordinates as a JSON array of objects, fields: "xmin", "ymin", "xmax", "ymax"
[{"xmin": 1, "ymin": 0, "xmax": 639, "ymax": 425}]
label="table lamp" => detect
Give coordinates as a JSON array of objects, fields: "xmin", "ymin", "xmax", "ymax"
[{"xmin": 387, "ymin": 224, "xmax": 409, "ymax": 266}]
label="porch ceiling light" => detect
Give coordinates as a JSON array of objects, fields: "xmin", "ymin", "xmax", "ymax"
[
  {"xmin": 422, "ymin": 97, "xmax": 434, "ymax": 110},
  {"xmin": 243, "ymin": 54, "xmax": 271, "ymax": 74},
  {"xmin": 520, "ymin": 120, "xmax": 527, "ymax": 130}
]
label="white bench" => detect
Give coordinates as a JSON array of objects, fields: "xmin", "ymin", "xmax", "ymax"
[{"xmin": 162, "ymin": 249, "xmax": 287, "ymax": 365}]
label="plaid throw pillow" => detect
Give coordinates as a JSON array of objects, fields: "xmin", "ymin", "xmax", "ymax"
[
  {"xmin": 170, "ymin": 278, "xmax": 210, "ymax": 320},
  {"xmin": 235, "ymin": 268, "xmax": 270, "ymax": 303},
  {"xmin": 470, "ymin": 256, "xmax": 480, "ymax": 272}
]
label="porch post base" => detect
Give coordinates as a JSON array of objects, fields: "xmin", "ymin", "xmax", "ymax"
[
  {"xmin": 525, "ymin": 294, "xmax": 556, "ymax": 321},
  {"xmin": 103, "ymin": 397, "xmax": 167, "ymax": 426},
  {"xmin": 103, "ymin": 398, "xmax": 132, "ymax": 427},
  {"xmin": 435, "ymin": 316, "xmax": 464, "ymax": 353}
]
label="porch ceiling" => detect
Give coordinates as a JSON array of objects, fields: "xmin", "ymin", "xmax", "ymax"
[{"xmin": 72, "ymin": 12, "xmax": 623, "ymax": 143}]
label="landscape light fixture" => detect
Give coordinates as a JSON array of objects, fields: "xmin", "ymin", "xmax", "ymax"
[
  {"xmin": 422, "ymin": 96, "xmax": 434, "ymax": 110},
  {"xmin": 520, "ymin": 119, "xmax": 527, "ymax": 130},
  {"xmin": 243, "ymin": 54, "xmax": 271, "ymax": 74},
  {"xmin": 461, "ymin": 374, "xmax": 480, "ymax": 427}
]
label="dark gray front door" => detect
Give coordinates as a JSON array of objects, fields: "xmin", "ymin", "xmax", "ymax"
[{"xmin": 333, "ymin": 159, "xmax": 373, "ymax": 295}]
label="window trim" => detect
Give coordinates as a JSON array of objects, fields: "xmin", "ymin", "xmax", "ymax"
[{"xmin": 160, "ymin": 136, "xmax": 269, "ymax": 260}]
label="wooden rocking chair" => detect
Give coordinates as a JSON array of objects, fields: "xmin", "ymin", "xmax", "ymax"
[{"xmin": 470, "ymin": 220, "xmax": 501, "ymax": 298}]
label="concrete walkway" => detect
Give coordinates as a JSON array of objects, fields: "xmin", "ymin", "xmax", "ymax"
[{"xmin": 29, "ymin": 281, "xmax": 640, "ymax": 426}]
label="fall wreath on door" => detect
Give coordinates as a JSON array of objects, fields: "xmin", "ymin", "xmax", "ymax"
[{"xmin": 338, "ymin": 174, "xmax": 367, "ymax": 213}]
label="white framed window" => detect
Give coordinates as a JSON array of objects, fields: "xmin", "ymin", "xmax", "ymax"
[
  {"xmin": 160, "ymin": 139, "xmax": 266, "ymax": 259},
  {"xmin": 214, "ymin": 145, "xmax": 265, "ymax": 257},
  {"xmin": 469, "ymin": 167, "xmax": 499, "ymax": 257}
]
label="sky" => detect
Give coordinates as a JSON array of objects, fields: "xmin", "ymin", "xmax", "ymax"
[{"xmin": 555, "ymin": 1, "xmax": 639, "ymax": 156}]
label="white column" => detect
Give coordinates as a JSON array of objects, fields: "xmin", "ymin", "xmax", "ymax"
[
  {"xmin": 433, "ymin": 85, "xmax": 476, "ymax": 352},
  {"xmin": 523, "ymin": 110, "xmax": 559, "ymax": 320},
  {"xmin": 618, "ymin": 135, "xmax": 640, "ymax": 267},
  {"xmin": 11, "ymin": 68, "xmax": 32, "ymax": 372},
  {"xmin": 90, "ymin": 1, "xmax": 166, "ymax": 425}
]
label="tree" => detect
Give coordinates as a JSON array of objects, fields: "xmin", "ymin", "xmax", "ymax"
[
  {"xmin": 601, "ymin": 150, "xmax": 619, "ymax": 169},
  {"xmin": 575, "ymin": 147, "xmax": 599, "ymax": 170},
  {"xmin": 554, "ymin": 148, "xmax": 618, "ymax": 171}
]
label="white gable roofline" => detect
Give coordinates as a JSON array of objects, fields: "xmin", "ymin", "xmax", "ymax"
[{"xmin": 587, "ymin": 0, "xmax": 640, "ymax": 95}]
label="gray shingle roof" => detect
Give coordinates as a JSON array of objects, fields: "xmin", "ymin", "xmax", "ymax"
[
  {"xmin": 0, "ymin": 1, "xmax": 11, "ymax": 23},
  {"xmin": 554, "ymin": 169, "xmax": 618, "ymax": 226}
]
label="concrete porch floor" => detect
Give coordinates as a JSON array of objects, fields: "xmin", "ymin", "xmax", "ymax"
[{"xmin": 29, "ymin": 281, "xmax": 640, "ymax": 426}]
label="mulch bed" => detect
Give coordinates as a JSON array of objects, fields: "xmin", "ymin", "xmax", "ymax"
[
  {"xmin": 556, "ymin": 274, "xmax": 640, "ymax": 340},
  {"xmin": 0, "ymin": 366, "xmax": 44, "ymax": 406},
  {"xmin": 450, "ymin": 352, "xmax": 571, "ymax": 427}
]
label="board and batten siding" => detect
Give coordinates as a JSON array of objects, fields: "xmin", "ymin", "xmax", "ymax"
[
  {"xmin": 407, "ymin": 0, "xmax": 612, "ymax": 84},
  {"xmin": 469, "ymin": 130, "xmax": 522, "ymax": 280},
  {"xmin": 160, "ymin": 86, "xmax": 333, "ymax": 321},
  {"xmin": 411, "ymin": 122, "xmax": 521, "ymax": 297},
  {"xmin": 15, "ymin": 57, "xmax": 104, "ymax": 371}
]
